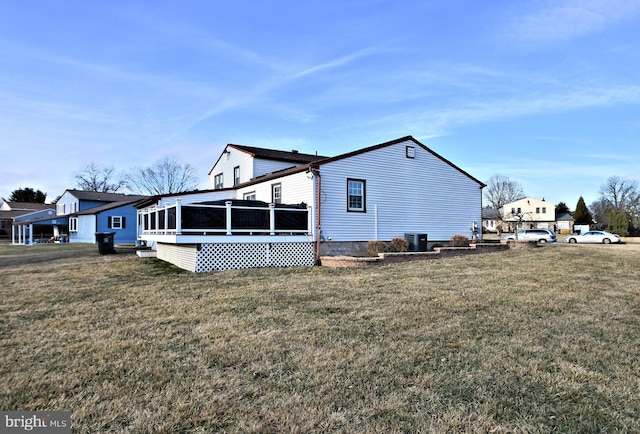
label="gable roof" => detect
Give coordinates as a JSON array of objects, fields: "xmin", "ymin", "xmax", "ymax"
[
  {"xmin": 482, "ymin": 208, "xmax": 502, "ymax": 219},
  {"xmin": 310, "ymin": 136, "xmax": 486, "ymax": 188},
  {"xmin": 63, "ymin": 190, "xmax": 147, "ymax": 202},
  {"xmin": 208, "ymin": 144, "xmax": 329, "ymax": 175},
  {"xmin": 12, "ymin": 208, "xmax": 60, "ymax": 224},
  {"xmin": 209, "ymin": 136, "xmax": 485, "ymax": 190},
  {"xmin": 73, "ymin": 199, "xmax": 143, "ymax": 216},
  {"xmin": 1, "ymin": 201, "xmax": 53, "ymax": 211},
  {"xmin": 556, "ymin": 212, "xmax": 574, "ymax": 221},
  {"xmin": 230, "ymin": 144, "xmax": 329, "ymax": 163}
]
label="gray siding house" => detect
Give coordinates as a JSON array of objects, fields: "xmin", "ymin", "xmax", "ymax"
[{"xmin": 138, "ymin": 136, "xmax": 485, "ymax": 270}]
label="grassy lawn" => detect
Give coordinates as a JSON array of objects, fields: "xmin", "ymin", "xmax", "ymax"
[{"xmin": 1, "ymin": 243, "xmax": 640, "ymax": 433}]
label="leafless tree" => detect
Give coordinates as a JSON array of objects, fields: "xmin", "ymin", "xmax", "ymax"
[
  {"xmin": 483, "ymin": 174, "xmax": 525, "ymax": 209},
  {"xmin": 598, "ymin": 176, "xmax": 640, "ymax": 211},
  {"xmin": 595, "ymin": 176, "xmax": 640, "ymax": 232},
  {"xmin": 127, "ymin": 156, "xmax": 200, "ymax": 195},
  {"xmin": 74, "ymin": 162, "xmax": 127, "ymax": 192}
]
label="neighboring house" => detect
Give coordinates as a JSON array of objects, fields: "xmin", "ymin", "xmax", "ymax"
[
  {"xmin": 69, "ymin": 200, "xmax": 145, "ymax": 244},
  {"xmin": 0, "ymin": 201, "xmax": 53, "ymax": 240},
  {"xmin": 13, "ymin": 190, "xmax": 147, "ymax": 245},
  {"xmin": 500, "ymin": 197, "xmax": 556, "ymax": 231},
  {"xmin": 11, "ymin": 208, "xmax": 63, "ymax": 244},
  {"xmin": 138, "ymin": 136, "xmax": 486, "ymax": 271},
  {"xmin": 556, "ymin": 212, "xmax": 575, "ymax": 234},
  {"xmin": 481, "ymin": 208, "xmax": 503, "ymax": 233}
]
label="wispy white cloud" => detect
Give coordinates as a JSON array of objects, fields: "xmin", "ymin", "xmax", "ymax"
[
  {"xmin": 507, "ymin": 0, "xmax": 640, "ymax": 44},
  {"xmin": 407, "ymin": 84, "xmax": 640, "ymax": 138},
  {"xmin": 290, "ymin": 47, "xmax": 385, "ymax": 80}
]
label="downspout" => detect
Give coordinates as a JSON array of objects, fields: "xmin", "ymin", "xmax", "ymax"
[{"xmin": 311, "ymin": 166, "xmax": 322, "ymax": 265}]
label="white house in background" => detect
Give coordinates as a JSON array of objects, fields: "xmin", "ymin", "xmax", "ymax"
[
  {"xmin": 500, "ymin": 197, "xmax": 556, "ymax": 231},
  {"xmin": 137, "ymin": 136, "xmax": 486, "ymax": 271}
]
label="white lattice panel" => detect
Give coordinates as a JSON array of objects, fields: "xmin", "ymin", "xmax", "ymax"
[{"xmin": 195, "ymin": 242, "xmax": 314, "ymax": 272}]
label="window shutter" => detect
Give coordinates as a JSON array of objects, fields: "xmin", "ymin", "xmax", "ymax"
[
  {"xmin": 122, "ymin": 217, "xmax": 126, "ymax": 228},
  {"xmin": 108, "ymin": 216, "xmax": 112, "ymax": 228}
]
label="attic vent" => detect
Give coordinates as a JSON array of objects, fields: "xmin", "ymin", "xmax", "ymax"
[{"xmin": 406, "ymin": 146, "xmax": 415, "ymax": 159}]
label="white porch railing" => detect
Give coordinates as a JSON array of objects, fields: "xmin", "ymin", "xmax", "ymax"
[{"xmin": 138, "ymin": 200, "xmax": 313, "ymax": 238}]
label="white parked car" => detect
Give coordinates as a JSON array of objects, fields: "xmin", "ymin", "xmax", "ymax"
[
  {"xmin": 505, "ymin": 228, "xmax": 557, "ymax": 243},
  {"xmin": 564, "ymin": 231, "xmax": 621, "ymax": 244}
]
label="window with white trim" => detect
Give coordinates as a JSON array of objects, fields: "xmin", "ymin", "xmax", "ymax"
[
  {"xmin": 108, "ymin": 216, "xmax": 126, "ymax": 229},
  {"xmin": 69, "ymin": 217, "xmax": 78, "ymax": 232},
  {"xmin": 234, "ymin": 166, "xmax": 240, "ymax": 185},
  {"xmin": 347, "ymin": 178, "xmax": 366, "ymax": 212},
  {"xmin": 272, "ymin": 183, "xmax": 281, "ymax": 204},
  {"xmin": 243, "ymin": 191, "xmax": 256, "ymax": 201}
]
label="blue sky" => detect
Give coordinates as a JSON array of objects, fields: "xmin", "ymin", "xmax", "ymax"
[{"xmin": 1, "ymin": 0, "xmax": 639, "ymax": 207}]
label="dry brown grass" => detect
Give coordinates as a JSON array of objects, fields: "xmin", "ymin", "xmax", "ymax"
[{"xmin": 1, "ymin": 242, "xmax": 640, "ymax": 433}]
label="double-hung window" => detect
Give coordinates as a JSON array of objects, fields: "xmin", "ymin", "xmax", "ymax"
[
  {"xmin": 108, "ymin": 216, "xmax": 126, "ymax": 229},
  {"xmin": 234, "ymin": 166, "xmax": 240, "ymax": 185},
  {"xmin": 214, "ymin": 173, "xmax": 224, "ymax": 190},
  {"xmin": 243, "ymin": 191, "xmax": 256, "ymax": 201},
  {"xmin": 272, "ymin": 183, "xmax": 282, "ymax": 204},
  {"xmin": 347, "ymin": 179, "xmax": 366, "ymax": 212}
]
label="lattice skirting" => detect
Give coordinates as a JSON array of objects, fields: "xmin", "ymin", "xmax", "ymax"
[{"xmin": 157, "ymin": 242, "xmax": 315, "ymax": 272}]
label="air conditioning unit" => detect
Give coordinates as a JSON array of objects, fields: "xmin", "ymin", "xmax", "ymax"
[{"xmin": 404, "ymin": 233, "xmax": 428, "ymax": 252}]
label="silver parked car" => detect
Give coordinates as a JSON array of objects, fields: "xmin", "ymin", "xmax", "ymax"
[
  {"xmin": 564, "ymin": 231, "xmax": 621, "ymax": 244},
  {"xmin": 505, "ymin": 228, "xmax": 557, "ymax": 243}
]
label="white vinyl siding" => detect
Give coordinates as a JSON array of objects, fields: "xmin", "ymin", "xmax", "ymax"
[
  {"xmin": 209, "ymin": 148, "xmax": 254, "ymax": 189},
  {"xmin": 236, "ymin": 171, "xmax": 314, "ymax": 206},
  {"xmin": 253, "ymin": 159, "xmax": 301, "ymax": 178},
  {"xmin": 209, "ymin": 146, "xmax": 311, "ymax": 190},
  {"xmin": 502, "ymin": 198, "xmax": 555, "ymax": 223},
  {"xmin": 157, "ymin": 190, "xmax": 232, "ymax": 207},
  {"xmin": 56, "ymin": 191, "xmax": 79, "ymax": 216},
  {"xmin": 318, "ymin": 140, "xmax": 482, "ymax": 242},
  {"xmin": 69, "ymin": 215, "xmax": 97, "ymax": 244}
]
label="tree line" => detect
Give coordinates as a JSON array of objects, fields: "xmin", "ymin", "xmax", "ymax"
[
  {"xmin": 484, "ymin": 174, "xmax": 640, "ymax": 236},
  {"xmin": 5, "ymin": 156, "xmax": 199, "ymax": 205}
]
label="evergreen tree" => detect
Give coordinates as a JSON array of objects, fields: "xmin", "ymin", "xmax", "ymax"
[
  {"xmin": 555, "ymin": 202, "xmax": 570, "ymax": 215},
  {"xmin": 8, "ymin": 187, "xmax": 47, "ymax": 203},
  {"xmin": 573, "ymin": 196, "xmax": 593, "ymax": 225},
  {"xmin": 608, "ymin": 210, "xmax": 630, "ymax": 236}
]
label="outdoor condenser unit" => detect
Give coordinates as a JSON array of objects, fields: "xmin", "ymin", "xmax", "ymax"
[{"xmin": 404, "ymin": 233, "xmax": 428, "ymax": 252}]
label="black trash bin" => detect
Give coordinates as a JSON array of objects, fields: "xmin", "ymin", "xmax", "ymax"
[{"xmin": 95, "ymin": 232, "xmax": 116, "ymax": 254}]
